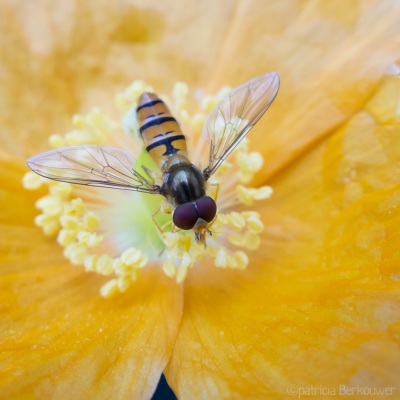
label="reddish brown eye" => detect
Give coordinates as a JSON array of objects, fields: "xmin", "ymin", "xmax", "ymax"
[
  {"xmin": 173, "ymin": 203, "xmax": 198, "ymax": 230},
  {"xmin": 196, "ymin": 196, "xmax": 217, "ymax": 223}
]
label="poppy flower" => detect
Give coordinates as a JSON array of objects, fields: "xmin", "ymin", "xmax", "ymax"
[{"xmin": 1, "ymin": 1, "xmax": 400, "ymax": 399}]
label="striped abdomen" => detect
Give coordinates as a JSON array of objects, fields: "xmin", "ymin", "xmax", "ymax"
[{"xmin": 137, "ymin": 93, "xmax": 187, "ymax": 169}]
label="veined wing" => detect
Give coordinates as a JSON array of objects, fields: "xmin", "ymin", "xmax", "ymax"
[
  {"xmin": 27, "ymin": 145, "xmax": 161, "ymax": 194},
  {"xmin": 202, "ymin": 72, "xmax": 280, "ymax": 178}
]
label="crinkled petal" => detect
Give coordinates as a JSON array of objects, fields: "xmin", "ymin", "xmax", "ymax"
[
  {"xmin": 0, "ymin": 0, "xmax": 247, "ymax": 157},
  {"xmin": 165, "ymin": 76, "xmax": 400, "ymax": 398},
  {"xmin": 202, "ymin": 1, "xmax": 400, "ymax": 183},
  {"xmin": 2, "ymin": 0, "xmax": 400, "ymax": 171},
  {"xmin": 0, "ymin": 158, "xmax": 183, "ymax": 399}
]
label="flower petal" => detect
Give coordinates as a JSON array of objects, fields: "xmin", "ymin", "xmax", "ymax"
[
  {"xmin": 0, "ymin": 0, "xmax": 245, "ymax": 157},
  {"xmin": 0, "ymin": 158, "xmax": 183, "ymax": 399},
  {"xmin": 4, "ymin": 0, "xmax": 400, "ymax": 172},
  {"xmin": 165, "ymin": 76, "xmax": 400, "ymax": 398},
  {"xmin": 202, "ymin": 1, "xmax": 400, "ymax": 183}
]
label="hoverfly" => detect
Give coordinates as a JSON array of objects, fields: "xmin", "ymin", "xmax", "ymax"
[{"xmin": 27, "ymin": 72, "xmax": 280, "ymax": 243}]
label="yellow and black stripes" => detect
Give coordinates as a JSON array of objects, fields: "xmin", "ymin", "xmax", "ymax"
[
  {"xmin": 145, "ymin": 133, "xmax": 186, "ymax": 154},
  {"xmin": 137, "ymin": 93, "xmax": 187, "ymax": 169},
  {"xmin": 139, "ymin": 117, "xmax": 178, "ymax": 136},
  {"xmin": 136, "ymin": 99, "xmax": 163, "ymax": 112}
]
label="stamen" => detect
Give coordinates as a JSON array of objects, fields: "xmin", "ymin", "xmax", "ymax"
[
  {"xmin": 48, "ymin": 134, "xmax": 65, "ymax": 148},
  {"xmin": 237, "ymin": 185, "xmax": 273, "ymax": 206},
  {"xmin": 22, "ymin": 171, "xmax": 43, "ymax": 190},
  {"xmin": 77, "ymin": 231, "xmax": 103, "ymax": 248}
]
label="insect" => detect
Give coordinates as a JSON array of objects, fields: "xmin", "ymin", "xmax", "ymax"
[{"xmin": 27, "ymin": 72, "xmax": 280, "ymax": 243}]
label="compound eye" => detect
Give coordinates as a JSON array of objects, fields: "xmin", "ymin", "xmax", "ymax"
[
  {"xmin": 196, "ymin": 196, "xmax": 217, "ymax": 223},
  {"xmin": 173, "ymin": 203, "xmax": 198, "ymax": 230}
]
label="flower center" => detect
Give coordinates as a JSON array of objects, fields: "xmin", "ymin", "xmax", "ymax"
[{"xmin": 23, "ymin": 81, "xmax": 273, "ymax": 297}]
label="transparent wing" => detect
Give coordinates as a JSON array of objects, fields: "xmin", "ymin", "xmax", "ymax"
[
  {"xmin": 202, "ymin": 72, "xmax": 280, "ymax": 177},
  {"xmin": 27, "ymin": 145, "xmax": 161, "ymax": 194}
]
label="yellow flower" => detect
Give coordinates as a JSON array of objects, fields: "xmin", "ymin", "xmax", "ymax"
[{"xmin": 1, "ymin": 1, "xmax": 400, "ymax": 399}]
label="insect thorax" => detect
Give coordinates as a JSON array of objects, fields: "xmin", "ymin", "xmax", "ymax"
[{"xmin": 161, "ymin": 162, "xmax": 206, "ymax": 207}]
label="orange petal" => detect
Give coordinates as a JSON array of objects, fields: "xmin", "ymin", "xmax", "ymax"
[
  {"xmin": 4, "ymin": 1, "xmax": 400, "ymax": 173},
  {"xmin": 165, "ymin": 75, "xmax": 400, "ymax": 397},
  {"xmin": 0, "ymin": 157, "xmax": 183, "ymax": 398},
  {"xmin": 203, "ymin": 1, "xmax": 400, "ymax": 183},
  {"xmin": 0, "ymin": 1, "xmax": 239, "ymax": 157}
]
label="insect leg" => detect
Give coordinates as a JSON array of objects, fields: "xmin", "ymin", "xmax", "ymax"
[
  {"xmin": 152, "ymin": 206, "xmax": 165, "ymax": 236},
  {"xmin": 152, "ymin": 204, "xmax": 174, "ymax": 234}
]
